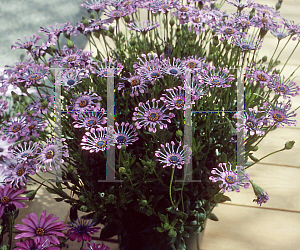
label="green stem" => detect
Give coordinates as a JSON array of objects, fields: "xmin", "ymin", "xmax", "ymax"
[
  {"xmin": 280, "ymin": 40, "xmax": 300, "ymax": 74},
  {"xmin": 169, "ymin": 167, "xmax": 177, "ymax": 209},
  {"xmin": 285, "ymin": 64, "xmax": 300, "ymax": 82},
  {"xmin": 268, "ymin": 40, "xmax": 280, "ymax": 68},
  {"xmin": 271, "ymin": 36, "xmax": 292, "ymax": 68},
  {"xmin": 8, "ymin": 215, "xmax": 15, "ymax": 250},
  {"xmin": 80, "ymin": 240, "xmax": 85, "ymax": 250}
]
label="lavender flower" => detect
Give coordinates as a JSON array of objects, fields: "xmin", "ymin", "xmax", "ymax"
[
  {"xmin": 94, "ymin": 58, "xmax": 124, "ymax": 77},
  {"xmin": 14, "ymin": 210, "xmax": 67, "ymax": 245},
  {"xmin": 132, "ymin": 98, "xmax": 175, "ymax": 133},
  {"xmin": 245, "ymin": 63, "xmax": 274, "ymax": 88},
  {"xmin": 201, "ymin": 66, "xmax": 234, "ymax": 88},
  {"xmin": 114, "ymin": 122, "xmax": 139, "ymax": 149},
  {"xmin": 103, "ymin": 6, "xmax": 131, "ymax": 19},
  {"xmin": 81, "ymin": 0, "xmax": 105, "ymax": 12},
  {"xmin": 73, "ymin": 111, "xmax": 107, "ymax": 130},
  {"xmin": 160, "ymin": 57, "xmax": 185, "ymax": 77},
  {"xmin": 160, "ymin": 86, "xmax": 185, "ymax": 110},
  {"xmin": 1, "ymin": 113, "xmax": 29, "ymax": 142},
  {"xmin": 155, "ymin": 141, "xmax": 192, "ymax": 169},
  {"xmin": 270, "ymin": 24, "xmax": 290, "ymax": 40},
  {"xmin": 68, "ymin": 91, "xmax": 102, "ymax": 112},
  {"xmin": 6, "ymin": 161, "xmax": 36, "ymax": 188},
  {"xmin": 225, "ymin": 0, "xmax": 255, "ymax": 10},
  {"xmin": 181, "ymin": 55, "xmax": 205, "ymax": 72},
  {"xmin": 83, "ymin": 242, "xmax": 110, "ymax": 250},
  {"xmin": 60, "ymin": 68, "xmax": 88, "ymax": 90},
  {"xmin": 0, "ymin": 139, "xmax": 14, "ymax": 159},
  {"xmin": 67, "ymin": 217, "xmax": 101, "ymax": 242},
  {"xmin": 0, "ymin": 186, "xmax": 28, "ymax": 218},
  {"xmin": 11, "ymin": 34, "xmax": 41, "ymax": 50},
  {"xmin": 0, "ymin": 164, "xmax": 11, "ymax": 189},
  {"xmin": 250, "ymin": 181, "xmax": 269, "ymax": 206},
  {"xmin": 0, "ymin": 99, "xmax": 8, "ymax": 115},
  {"xmin": 231, "ymin": 34, "xmax": 263, "ymax": 51},
  {"xmin": 25, "ymin": 94, "xmax": 54, "ymax": 115},
  {"xmin": 118, "ymin": 73, "xmax": 149, "ymax": 97},
  {"xmin": 209, "ymin": 162, "xmax": 250, "ymax": 192},
  {"xmin": 18, "ymin": 64, "xmax": 50, "ymax": 87},
  {"xmin": 39, "ymin": 22, "xmax": 74, "ymax": 42},
  {"xmin": 213, "ymin": 20, "xmax": 243, "ymax": 41},
  {"xmin": 268, "ymin": 76, "xmax": 300, "ymax": 99},
  {"xmin": 14, "ymin": 239, "xmax": 60, "ymax": 250},
  {"xmin": 127, "ymin": 20, "xmax": 160, "ymax": 34},
  {"xmin": 11, "ymin": 141, "xmax": 39, "ymax": 162}
]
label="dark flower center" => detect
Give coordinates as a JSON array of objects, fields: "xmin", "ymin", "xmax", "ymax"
[
  {"xmin": 8, "ymin": 77, "xmax": 15, "ymax": 83},
  {"xmin": 78, "ymin": 226, "xmax": 88, "ymax": 233},
  {"xmin": 225, "ymin": 175, "xmax": 235, "ymax": 184},
  {"xmin": 67, "ymin": 79, "xmax": 75, "ymax": 86},
  {"xmin": 175, "ymin": 99, "xmax": 184, "ymax": 107},
  {"xmin": 116, "ymin": 135, "xmax": 126, "ymax": 143},
  {"xmin": 169, "ymin": 69, "xmax": 178, "ymax": 74},
  {"xmin": 242, "ymin": 44, "xmax": 250, "ymax": 50},
  {"xmin": 148, "ymin": 112, "xmax": 159, "ymax": 122},
  {"xmin": 17, "ymin": 167, "xmax": 26, "ymax": 176},
  {"xmin": 124, "ymin": 1, "xmax": 131, "ymax": 7},
  {"xmin": 131, "ymin": 79, "xmax": 140, "ymax": 86},
  {"xmin": 262, "ymin": 17, "xmax": 268, "ymax": 23},
  {"xmin": 180, "ymin": 7, "xmax": 188, "ymax": 12},
  {"xmin": 80, "ymin": 99, "xmax": 88, "ymax": 107},
  {"xmin": 87, "ymin": 119, "xmax": 96, "ymax": 127},
  {"xmin": 12, "ymin": 124, "xmax": 21, "ymax": 132},
  {"xmin": 224, "ymin": 28, "xmax": 234, "ymax": 34},
  {"xmin": 273, "ymin": 113, "xmax": 283, "ymax": 122},
  {"xmin": 28, "ymin": 125, "xmax": 35, "ymax": 131},
  {"xmin": 46, "ymin": 150, "xmax": 54, "ymax": 159},
  {"xmin": 29, "ymin": 74, "xmax": 40, "ymax": 82},
  {"xmin": 169, "ymin": 155, "xmax": 179, "ymax": 163},
  {"xmin": 36, "ymin": 228, "xmax": 45, "ymax": 236},
  {"xmin": 276, "ymin": 86, "xmax": 286, "ymax": 93},
  {"xmin": 211, "ymin": 79, "xmax": 221, "ymax": 85},
  {"xmin": 246, "ymin": 121, "xmax": 254, "ymax": 127},
  {"xmin": 193, "ymin": 17, "xmax": 200, "ymax": 23},
  {"xmin": 162, "ymin": 4, "xmax": 169, "ymax": 10},
  {"xmin": 67, "ymin": 56, "xmax": 75, "ymax": 62},
  {"xmin": 1, "ymin": 196, "xmax": 9, "ymax": 204},
  {"xmin": 21, "ymin": 152, "xmax": 29, "ymax": 158},
  {"xmin": 102, "ymin": 70, "xmax": 113, "ymax": 77},
  {"xmin": 151, "ymin": 72, "xmax": 160, "ymax": 78},
  {"xmin": 96, "ymin": 140, "xmax": 106, "ymax": 149},
  {"xmin": 187, "ymin": 62, "xmax": 196, "ymax": 68},
  {"xmin": 257, "ymin": 73, "xmax": 267, "ymax": 81},
  {"xmin": 113, "ymin": 11, "xmax": 122, "ymax": 17}
]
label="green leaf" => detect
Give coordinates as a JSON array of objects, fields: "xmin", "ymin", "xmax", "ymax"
[
  {"xmin": 208, "ymin": 213, "xmax": 219, "ymax": 221},
  {"xmin": 181, "ymin": 231, "xmax": 189, "ymax": 238},
  {"xmin": 249, "ymin": 154, "xmax": 259, "ymax": 162},
  {"xmin": 54, "ymin": 197, "xmax": 64, "ymax": 202},
  {"xmin": 219, "ymin": 195, "xmax": 231, "ymax": 203},
  {"xmin": 168, "ymin": 228, "xmax": 177, "ymax": 237}
]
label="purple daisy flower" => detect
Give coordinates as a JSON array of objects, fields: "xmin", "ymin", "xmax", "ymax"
[
  {"xmin": 68, "ymin": 91, "xmax": 102, "ymax": 112},
  {"xmin": 268, "ymin": 76, "xmax": 300, "ymax": 99},
  {"xmin": 213, "ymin": 20, "xmax": 243, "ymax": 41},
  {"xmin": 225, "ymin": 0, "xmax": 255, "ymax": 10},
  {"xmin": 60, "ymin": 68, "xmax": 88, "ymax": 90},
  {"xmin": 39, "ymin": 22, "xmax": 73, "ymax": 42},
  {"xmin": 85, "ymin": 18, "xmax": 110, "ymax": 34},
  {"xmin": 118, "ymin": 73, "xmax": 149, "ymax": 97},
  {"xmin": 11, "ymin": 34, "xmax": 41, "ymax": 50},
  {"xmin": 5, "ymin": 58, "xmax": 33, "ymax": 72},
  {"xmin": 11, "ymin": 141, "xmax": 39, "ymax": 162},
  {"xmin": 0, "ymin": 139, "xmax": 14, "ymax": 159},
  {"xmin": 0, "ymin": 164, "xmax": 11, "ymax": 189},
  {"xmin": 114, "ymin": 122, "xmax": 139, "ymax": 149},
  {"xmin": 0, "ymin": 99, "xmax": 8, "ymax": 115},
  {"xmin": 81, "ymin": 127, "xmax": 114, "ymax": 153},
  {"xmin": 282, "ymin": 18, "xmax": 300, "ymax": 37},
  {"xmin": 188, "ymin": 12, "xmax": 206, "ymax": 34},
  {"xmin": 72, "ymin": 111, "xmax": 107, "ymax": 130},
  {"xmin": 201, "ymin": 66, "xmax": 234, "ymax": 88},
  {"xmin": 127, "ymin": 20, "xmax": 160, "ymax": 34},
  {"xmin": 231, "ymin": 12, "xmax": 255, "ymax": 30},
  {"xmin": 181, "ymin": 55, "xmax": 205, "ymax": 72},
  {"xmin": 6, "ymin": 161, "xmax": 36, "ymax": 188},
  {"xmin": 1, "ymin": 113, "xmax": 29, "ymax": 143},
  {"xmin": 260, "ymin": 99, "xmax": 297, "ymax": 128},
  {"xmin": 67, "ymin": 217, "xmax": 101, "ymax": 242},
  {"xmin": 255, "ymin": 4, "xmax": 281, "ymax": 20},
  {"xmin": 234, "ymin": 109, "xmax": 265, "ymax": 136},
  {"xmin": 36, "ymin": 138, "xmax": 69, "ymax": 173},
  {"xmin": 173, "ymin": 5, "xmax": 195, "ymax": 21},
  {"xmin": 209, "ymin": 162, "xmax": 250, "ymax": 192},
  {"xmin": 160, "ymin": 57, "xmax": 185, "ymax": 77},
  {"xmin": 155, "ymin": 141, "xmax": 192, "ymax": 169},
  {"xmin": 104, "ymin": 6, "xmax": 131, "ymax": 19},
  {"xmin": 0, "ymin": 186, "xmax": 28, "ymax": 218},
  {"xmin": 270, "ymin": 24, "xmax": 290, "ymax": 40},
  {"xmin": 148, "ymin": 0, "xmax": 179, "ymax": 14},
  {"xmin": 81, "ymin": 0, "xmax": 105, "ymax": 12},
  {"xmin": 14, "ymin": 210, "xmax": 67, "ymax": 245},
  {"xmin": 250, "ymin": 181, "xmax": 269, "ymax": 206},
  {"xmin": 252, "ymin": 14, "xmax": 277, "ymax": 32},
  {"xmin": 18, "ymin": 64, "xmax": 50, "ymax": 87},
  {"xmin": 132, "ymin": 98, "xmax": 175, "ymax": 133},
  {"xmin": 24, "ymin": 115, "xmax": 48, "ymax": 141},
  {"xmin": 231, "ymin": 34, "xmax": 263, "ymax": 51},
  {"xmin": 245, "ymin": 63, "xmax": 274, "ymax": 88},
  {"xmin": 160, "ymin": 86, "xmax": 185, "ymax": 110},
  {"xmin": 93, "ymin": 58, "xmax": 124, "ymax": 77},
  {"xmin": 25, "ymin": 94, "xmax": 54, "ymax": 116},
  {"xmin": 14, "ymin": 239, "xmax": 60, "ymax": 250},
  {"xmin": 83, "ymin": 242, "xmax": 110, "ymax": 250}
]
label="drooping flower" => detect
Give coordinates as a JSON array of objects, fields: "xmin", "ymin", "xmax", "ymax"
[
  {"xmin": 231, "ymin": 34, "xmax": 263, "ymax": 51},
  {"xmin": 118, "ymin": 73, "xmax": 149, "ymax": 97},
  {"xmin": 270, "ymin": 24, "xmax": 290, "ymax": 40},
  {"xmin": 0, "ymin": 186, "xmax": 28, "ymax": 219},
  {"xmin": 6, "ymin": 161, "xmax": 36, "ymax": 188},
  {"xmin": 39, "ymin": 22, "xmax": 74, "ymax": 42},
  {"xmin": 67, "ymin": 217, "xmax": 101, "ymax": 242},
  {"xmin": 282, "ymin": 18, "xmax": 300, "ymax": 37},
  {"xmin": 155, "ymin": 141, "xmax": 192, "ymax": 169},
  {"xmin": 160, "ymin": 86, "xmax": 185, "ymax": 110},
  {"xmin": 260, "ymin": 99, "xmax": 297, "ymax": 128},
  {"xmin": 14, "ymin": 210, "xmax": 67, "ymax": 245},
  {"xmin": 267, "ymin": 75, "xmax": 300, "ymax": 99},
  {"xmin": 93, "ymin": 58, "xmax": 124, "ymax": 77},
  {"xmin": 11, "ymin": 34, "xmax": 41, "ymax": 50},
  {"xmin": 132, "ymin": 98, "xmax": 175, "ymax": 133},
  {"xmin": 225, "ymin": 0, "xmax": 255, "ymax": 11},
  {"xmin": 14, "ymin": 239, "xmax": 60, "ymax": 250},
  {"xmin": 72, "ymin": 111, "xmax": 107, "ymax": 130},
  {"xmin": 1, "ymin": 113, "xmax": 29, "ymax": 143},
  {"xmin": 234, "ymin": 108, "xmax": 266, "ymax": 136},
  {"xmin": 68, "ymin": 91, "xmax": 102, "ymax": 112},
  {"xmin": 81, "ymin": 127, "xmax": 114, "ymax": 153},
  {"xmin": 114, "ymin": 122, "xmax": 139, "ymax": 149},
  {"xmin": 209, "ymin": 162, "xmax": 250, "ymax": 192},
  {"xmin": 148, "ymin": 0, "xmax": 179, "ymax": 14},
  {"xmin": 250, "ymin": 181, "xmax": 269, "ymax": 206},
  {"xmin": 36, "ymin": 138, "xmax": 69, "ymax": 172},
  {"xmin": 83, "ymin": 242, "xmax": 110, "ymax": 250},
  {"xmin": 127, "ymin": 20, "xmax": 160, "ymax": 34}
]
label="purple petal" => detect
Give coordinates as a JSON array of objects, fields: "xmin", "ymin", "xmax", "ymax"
[{"xmin": 14, "ymin": 231, "xmax": 36, "ymax": 239}]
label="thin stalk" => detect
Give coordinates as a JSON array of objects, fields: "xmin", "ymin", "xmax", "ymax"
[
  {"xmin": 271, "ymin": 36, "xmax": 292, "ymax": 68},
  {"xmin": 8, "ymin": 215, "xmax": 14, "ymax": 250},
  {"xmin": 285, "ymin": 64, "xmax": 300, "ymax": 82},
  {"xmin": 268, "ymin": 39, "xmax": 280, "ymax": 68},
  {"xmin": 169, "ymin": 167, "xmax": 177, "ymax": 209},
  {"xmin": 280, "ymin": 40, "xmax": 300, "ymax": 74}
]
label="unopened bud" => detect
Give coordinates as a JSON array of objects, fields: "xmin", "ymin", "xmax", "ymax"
[
  {"xmin": 123, "ymin": 16, "xmax": 130, "ymax": 23},
  {"xmin": 109, "ymin": 25, "xmax": 115, "ymax": 33},
  {"xmin": 129, "ymin": 38, "xmax": 136, "ymax": 46},
  {"xmin": 119, "ymin": 167, "xmax": 126, "ymax": 174},
  {"xmin": 275, "ymin": 2, "xmax": 281, "ymax": 10},
  {"xmin": 82, "ymin": 18, "xmax": 89, "ymax": 27},
  {"xmin": 67, "ymin": 40, "xmax": 74, "ymax": 49},
  {"xmin": 80, "ymin": 205, "xmax": 87, "ymax": 212},
  {"xmin": 169, "ymin": 17, "xmax": 175, "ymax": 26},
  {"xmin": 262, "ymin": 56, "xmax": 267, "ymax": 62},
  {"xmin": 213, "ymin": 38, "xmax": 219, "ymax": 46},
  {"xmin": 89, "ymin": 13, "xmax": 95, "ymax": 19},
  {"xmin": 79, "ymin": 195, "xmax": 85, "ymax": 202},
  {"xmin": 284, "ymin": 140, "xmax": 295, "ymax": 150},
  {"xmin": 176, "ymin": 130, "xmax": 183, "ymax": 137},
  {"xmin": 67, "ymin": 165, "xmax": 74, "ymax": 172},
  {"xmin": 225, "ymin": 44, "xmax": 231, "ymax": 50},
  {"xmin": 108, "ymin": 32, "xmax": 114, "ymax": 38},
  {"xmin": 207, "ymin": 55, "xmax": 213, "ymax": 62},
  {"xmin": 141, "ymin": 200, "xmax": 147, "ymax": 206}
]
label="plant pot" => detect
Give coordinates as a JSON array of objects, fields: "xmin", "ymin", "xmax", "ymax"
[{"xmin": 184, "ymin": 220, "xmax": 207, "ymax": 250}]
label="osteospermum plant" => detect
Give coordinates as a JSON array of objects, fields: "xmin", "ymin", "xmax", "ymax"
[{"xmin": 0, "ymin": 0, "xmax": 299, "ymax": 249}]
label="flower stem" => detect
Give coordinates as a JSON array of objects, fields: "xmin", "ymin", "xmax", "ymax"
[
  {"xmin": 80, "ymin": 240, "xmax": 85, "ymax": 250},
  {"xmin": 169, "ymin": 167, "xmax": 177, "ymax": 209},
  {"xmin": 280, "ymin": 40, "xmax": 300, "ymax": 74},
  {"xmin": 8, "ymin": 215, "xmax": 14, "ymax": 250},
  {"xmin": 268, "ymin": 39, "xmax": 280, "ymax": 68},
  {"xmin": 271, "ymin": 36, "xmax": 291, "ymax": 68}
]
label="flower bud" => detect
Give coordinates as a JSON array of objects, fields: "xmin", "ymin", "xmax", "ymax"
[
  {"xmin": 169, "ymin": 17, "xmax": 175, "ymax": 27},
  {"xmin": 82, "ymin": 18, "xmax": 89, "ymax": 27},
  {"xmin": 207, "ymin": 55, "xmax": 213, "ymax": 62},
  {"xmin": 251, "ymin": 146, "xmax": 258, "ymax": 151},
  {"xmin": 79, "ymin": 195, "xmax": 85, "ymax": 202},
  {"xmin": 129, "ymin": 38, "xmax": 136, "ymax": 46},
  {"xmin": 89, "ymin": 13, "xmax": 95, "ymax": 19},
  {"xmin": 176, "ymin": 130, "xmax": 183, "ymax": 137},
  {"xmin": 119, "ymin": 167, "xmax": 126, "ymax": 174},
  {"xmin": 93, "ymin": 30, "xmax": 101, "ymax": 38},
  {"xmin": 67, "ymin": 40, "xmax": 74, "ymax": 49},
  {"xmin": 108, "ymin": 32, "xmax": 114, "ymax": 38},
  {"xmin": 213, "ymin": 37, "xmax": 219, "ymax": 46},
  {"xmin": 80, "ymin": 205, "xmax": 88, "ymax": 212},
  {"xmin": 284, "ymin": 140, "xmax": 295, "ymax": 150},
  {"xmin": 124, "ymin": 16, "xmax": 130, "ymax": 23},
  {"xmin": 262, "ymin": 56, "xmax": 267, "ymax": 62},
  {"xmin": 63, "ymin": 32, "xmax": 70, "ymax": 39},
  {"xmin": 109, "ymin": 25, "xmax": 115, "ymax": 33},
  {"xmin": 141, "ymin": 200, "xmax": 147, "ymax": 206},
  {"xmin": 11, "ymin": 91, "xmax": 19, "ymax": 101},
  {"xmin": 275, "ymin": 2, "xmax": 281, "ymax": 10},
  {"xmin": 225, "ymin": 44, "xmax": 231, "ymax": 50}
]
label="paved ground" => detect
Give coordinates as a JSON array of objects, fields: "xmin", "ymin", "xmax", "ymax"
[{"xmin": 0, "ymin": 0, "xmax": 89, "ymax": 68}]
